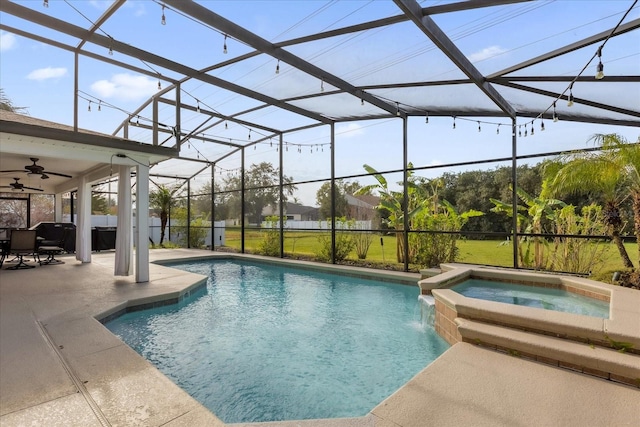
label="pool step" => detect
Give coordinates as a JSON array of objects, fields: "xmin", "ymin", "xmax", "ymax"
[{"xmin": 455, "ymin": 318, "xmax": 640, "ymax": 388}]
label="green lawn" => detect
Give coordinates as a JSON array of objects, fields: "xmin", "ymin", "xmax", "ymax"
[{"xmin": 221, "ymin": 229, "xmax": 637, "ymax": 276}]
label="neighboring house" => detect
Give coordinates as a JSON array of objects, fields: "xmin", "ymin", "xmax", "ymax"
[
  {"xmin": 345, "ymin": 194, "xmax": 380, "ymax": 227},
  {"xmin": 262, "ymin": 202, "xmax": 319, "ymax": 221}
]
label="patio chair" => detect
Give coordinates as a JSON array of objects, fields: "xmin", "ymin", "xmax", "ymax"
[
  {"xmin": 38, "ymin": 226, "xmax": 70, "ymax": 265},
  {"xmin": 5, "ymin": 230, "xmax": 38, "ymax": 270}
]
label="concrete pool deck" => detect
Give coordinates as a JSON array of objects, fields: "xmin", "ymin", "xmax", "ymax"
[{"xmin": 1, "ymin": 249, "xmax": 638, "ymax": 426}]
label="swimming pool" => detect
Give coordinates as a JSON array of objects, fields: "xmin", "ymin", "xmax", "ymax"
[
  {"xmin": 450, "ymin": 279, "xmax": 609, "ymax": 318},
  {"xmin": 105, "ymin": 259, "xmax": 449, "ymax": 423}
]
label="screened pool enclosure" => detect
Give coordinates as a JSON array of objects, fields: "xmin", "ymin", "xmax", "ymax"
[{"xmin": 1, "ymin": 0, "xmax": 639, "ymax": 275}]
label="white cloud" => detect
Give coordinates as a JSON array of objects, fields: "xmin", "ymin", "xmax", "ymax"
[
  {"xmin": 336, "ymin": 123, "xmax": 364, "ymax": 137},
  {"xmin": 0, "ymin": 31, "xmax": 17, "ymax": 52},
  {"xmin": 90, "ymin": 73, "xmax": 159, "ymax": 101},
  {"xmin": 89, "ymin": 1, "xmax": 110, "ymax": 11},
  {"xmin": 468, "ymin": 45, "xmax": 507, "ymax": 63},
  {"xmin": 26, "ymin": 67, "xmax": 67, "ymax": 81}
]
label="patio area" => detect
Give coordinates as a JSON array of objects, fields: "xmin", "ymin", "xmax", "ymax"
[{"xmin": 1, "ymin": 250, "xmax": 638, "ymax": 426}]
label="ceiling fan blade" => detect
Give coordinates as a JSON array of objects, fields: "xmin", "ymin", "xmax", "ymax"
[
  {"xmin": 0, "ymin": 170, "xmax": 28, "ymax": 173},
  {"xmin": 42, "ymin": 171, "xmax": 72, "ymax": 178},
  {"xmin": 23, "ymin": 186, "xmax": 44, "ymax": 192}
]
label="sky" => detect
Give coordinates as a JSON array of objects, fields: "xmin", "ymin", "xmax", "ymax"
[{"xmin": 1, "ymin": 0, "xmax": 639, "ymax": 206}]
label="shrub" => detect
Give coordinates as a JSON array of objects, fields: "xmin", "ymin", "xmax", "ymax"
[
  {"xmin": 258, "ymin": 216, "xmax": 281, "ymax": 256},
  {"xmin": 315, "ymin": 217, "xmax": 355, "ymax": 262}
]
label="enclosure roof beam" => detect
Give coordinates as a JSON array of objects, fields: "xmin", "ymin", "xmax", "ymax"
[
  {"xmin": 496, "ymin": 81, "xmax": 640, "ymax": 119},
  {"xmin": 488, "ymin": 18, "xmax": 640, "ymax": 79},
  {"xmin": 394, "ymin": 0, "xmax": 516, "ymax": 118},
  {"xmin": 75, "ymin": 0, "xmax": 126, "ymax": 51},
  {"xmin": 0, "ymin": 0, "xmax": 331, "ymax": 125},
  {"xmin": 163, "ymin": 0, "xmax": 403, "ymax": 118}
]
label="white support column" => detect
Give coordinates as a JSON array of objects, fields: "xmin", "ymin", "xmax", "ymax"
[
  {"xmin": 114, "ymin": 166, "xmax": 133, "ymax": 276},
  {"xmin": 135, "ymin": 162, "xmax": 150, "ymax": 283},
  {"xmin": 54, "ymin": 193, "xmax": 63, "ymax": 222},
  {"xmin": 75, "ymin": 176, "xmax": 92, "ymax": 263}
]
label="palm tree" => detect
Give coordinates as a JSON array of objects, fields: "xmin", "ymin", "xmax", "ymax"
[
  {"xmin": 589, "ymin": 133, "xmax": 640, "ymax": 266},
  {"xmin": 0, "ymin": 88, "xmax": 27, "ymax": 113},
  {"xmin": 149, "ymin": 184, "xmax": 180, "ymax": 246},
  {"xmin": 545, "ymin": 134, "xmax": 636, "ymax": 269}
]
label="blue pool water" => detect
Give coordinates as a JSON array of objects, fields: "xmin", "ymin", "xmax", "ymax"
[
  {"xmin": 450, "ymin": 279, "xmax": 609, "ymax": 318},
  {"xmin": 105, "ymin": 260, "xmax": 449, "ymax": 423}
]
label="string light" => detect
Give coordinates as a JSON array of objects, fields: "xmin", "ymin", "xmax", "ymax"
[
  {"xmin": 518, "ymin": 125, "xmax": 522, "ymax": 137},
  {"xmin": 223, "ymin": 35, "xmax": 228, "ymax": 54},
  {"xmin": 553, "ymin": 101, "xmax": 559, "ymax": 122},
  {"xmin": 320, "ymin": 79, "xmax": 325, "ymax": 92},
  {"xmin": 108, "ymin": 45, "xmax": 113, "ymax": 56},
  {"xmin": 196, "ymin": 100, "xmax": 200, "ymax": 113},
  {"xmin": 452, "ymin": 116, "xmax": 456, "ymax": 129},
  {"xmin": 524, "ymin": 126, "xmax": 528, "ymax": 137},
  {"xmin": 157, "ymin": 79, "xmax": 162, "ymax": 90},
  {"xmin": 88, "ymin": 101, "xmax": 92, "ymax": 112},
  {"xmin": 596, "ymin": 46, "xmax": 604, "ymax": 80},
  {"xmin": 477, "ymin": 121, "xmax": 481, "ymax": 132},
  {"xmin": 248, "ymin": 129, "xmax": 251, "ymax": 140},
  {"xmin": 225, "ymin": 121, "xmax": 228, "ymax": 129},
  {"xmin": 275, "ymin": 60, "xmax": 280, "ymax": 74},
  {"xmin": 425, "ymin": 112, "xmax": 429, "ymax": 124},
  {"xmin": 396, "ymin": 102, "xmax": 400, "ymax": 117},
  {"xmin": 496, "ymin": 124, "xmax": 500, "ymax": 135},
  {"xmin": 567, "ymin": 82, "xmax": 574, "ymax": 107},
  {"xmin": 161, "ymin": 5, "xmax": 166, "ymax": 25},
  {"xmin": 43, "ymin": 0, "xmax": 48, "ymax": 7},
  {"xmin": 361, "ymin": 98, "xmax": 365, "ymax": 106},
  {"xmin": 530, "ymin": 122, "xmax": 534, "ymax": 136},
  {"xmin": 98, "ymin": 101, "xmax": 101, "ymax": 112},
  {"xmin": 540, "ymin": 119, "xmax": 545, "ymax": 131}
]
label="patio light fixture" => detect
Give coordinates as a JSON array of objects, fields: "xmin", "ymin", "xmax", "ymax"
[{"xmin": 596, "ymin": 47, "xmax": 604, "ymax": 80}]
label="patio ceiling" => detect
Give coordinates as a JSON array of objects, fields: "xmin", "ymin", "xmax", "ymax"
[{"xmin": 0, "ymin": 0, "xmax": 638, "ymax": 182}]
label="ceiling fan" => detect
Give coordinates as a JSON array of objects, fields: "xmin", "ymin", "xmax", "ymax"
[
  {"xmin": 0, "ymin": 157, "xmax": 72, "ymax": 179},
  {"xmin": 0, "ymin": 177, "xmax": 44, "ymax": 192}
]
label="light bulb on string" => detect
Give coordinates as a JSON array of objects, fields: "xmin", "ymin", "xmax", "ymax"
[
  {"xmin": 43, "ymin": 0, "xmax": 49, "ymax": 7},
  {"xmin": 553, "ymin": 101, "xmax": 559, "ymax": 122},
  {"xmin": 248, "ymin": 129, "xmax": 251, "ymax": 140},
  {"xmin": 541, "ymin": 119, "xmax": 545, "ymax": 131},
  {"xmin": 518, "ymin": 126, "xmax": 522, "ymax": 137},
  {"xmin": 98, "ymin": 101, "xmax": 101, "ymax": 112},
  {"xmin": 396, "ymin": 102, "xmax": 400, "ymax": 117},
  {"xmin": 276, "ymin": 60, "xmax": 280, "ymax": 74},
  {"xmin": 270, "ymin": 139, "xmax": 273, "ymax": 148},
  {"xmin": 225, "ymin": 121, "xmax": 228, "ymax": 129},
  {"xmin": 161, "ymin": 5, "xmax": 166, "ymax": 25},
  {"xmin": 425, "ymin": 112, "xmax": 429, "ymax": 124},
  {"xmin": 477, "ymin": 121, "xmax": 481, "ymax": 132},
  {"xmin": 524, "ymin": 127, "xmax": 528, "ymax": 137},
  {"xmin": 196, "ymin": 100, "xmax": 200, "ymax": 113},
  {"xmin": 452, "ymin": 116, "xmax": 456, "ymax": 129},
  {"xmin": 361, "ymin": 98, "xmax": 365, "ymax": 106},
  {"xmin": 108, "ymin": 45, "xmax": 113, "ymax": 56},
  {"xmin": 88, "ymin": 101, "xmax": 92, "ymax": 112},
  {"xmin": 530, "ymin": 123, "xmax": 534, "ymax": 136},
  {"xmin": 567, "ymin": 82, "xmax": 574, "ymax": 107},
  {"xmin": 496, "ymin": 124, "xmax": 500, "ymax": 135},
  {"xmin": 595, "ymin": 47, "xmax": 604, "ymax": 80},
  {"xmin": 223, "ymin": 35, "xmax": 228, "ymax": 54},
  {"xmin": 320, "ymin": 79, "xmax": 324, "ymax": 92},
  {"xmin": 157, "ymin": 80, "xmax": 162, "ymax": 90}
]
